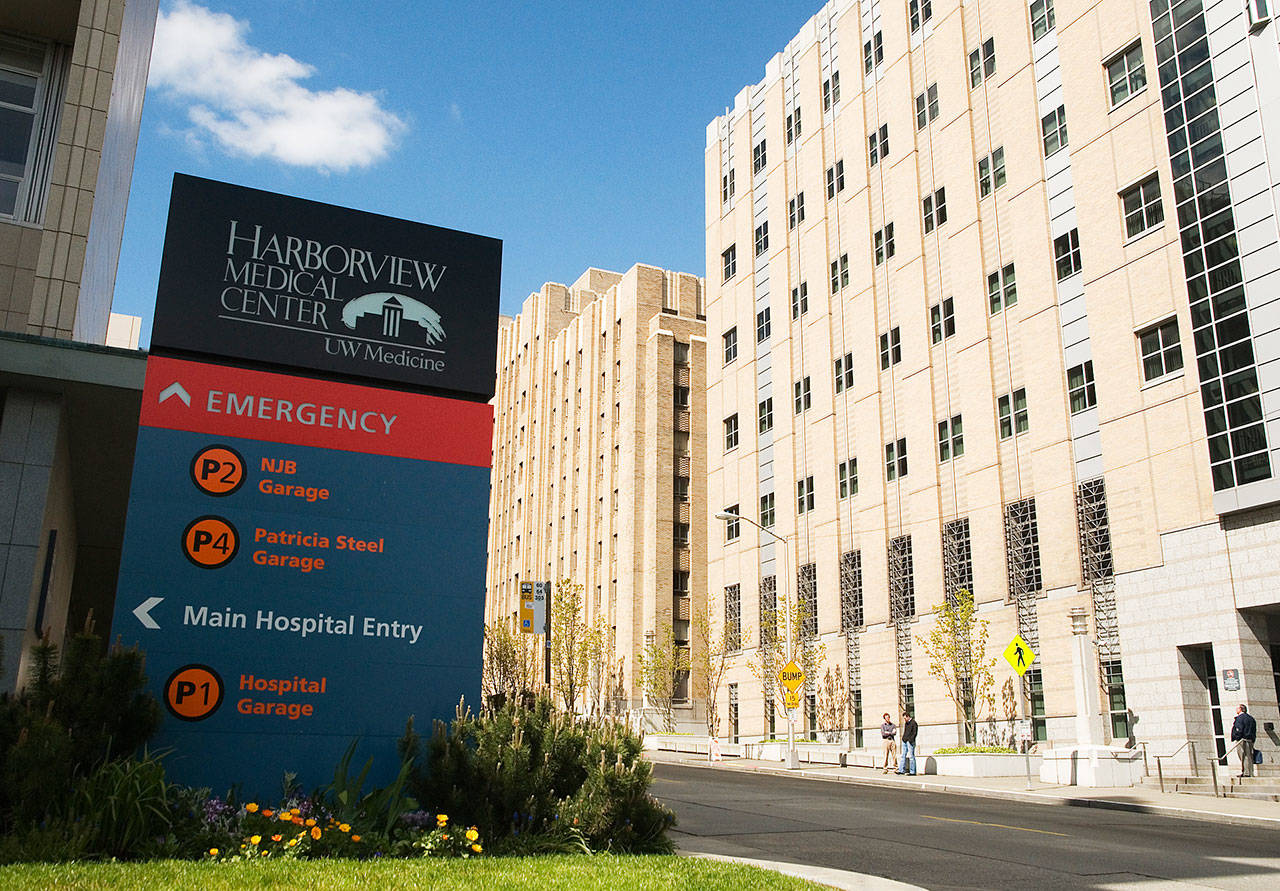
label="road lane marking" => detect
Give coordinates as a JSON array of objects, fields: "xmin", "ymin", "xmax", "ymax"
[{"xmin": 923, "ymin": 815, "xmax": 1068, "ymax": 837}]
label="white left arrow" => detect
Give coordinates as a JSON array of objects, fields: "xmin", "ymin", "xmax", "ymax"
[
  {"xmin": 158, "ymin": 382, "xmax": 190, "ymax": 406},
  {"xmin": 133, "ymin": 596, "xmax": 163, "ymax": 630}
]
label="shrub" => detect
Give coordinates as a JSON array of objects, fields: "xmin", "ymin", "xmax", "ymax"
[
  {"xmin": 400, "ymin": 697, "xmax": 675, "ymax": 854},
  {"xmin": 930, "ymin": 745, "xmax": 1016, "ymax": 755}
]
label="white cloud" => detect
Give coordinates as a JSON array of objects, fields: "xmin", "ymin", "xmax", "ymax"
[
  {"xmin": 149, "ymin": 1, "xmax": 405, "ymax": 172},
  {"xmin": 448, "ymin": 102, "xmax": 462, "ymax": 123}
]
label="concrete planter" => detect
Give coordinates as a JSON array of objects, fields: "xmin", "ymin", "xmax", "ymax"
[{"xmin": 924, "ymin": 752, "xmax": 1042, "ymax": 777}]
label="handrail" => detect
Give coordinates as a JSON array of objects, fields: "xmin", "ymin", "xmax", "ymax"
[
  {"xmin": 1151, "ymin": 739, "xmax": 1199, "ymax": 793},
  {"xmin": 1207, "ymin": 739, "xmax": 1247, "ymax": 798}
]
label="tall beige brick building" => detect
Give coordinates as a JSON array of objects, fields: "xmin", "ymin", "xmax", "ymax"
[
  {"xmin": 705, "ymin": 0, "xmax": 1280, "ymax": 762},
  {"xmin": 486, "ymin": 264, "xmax": 707, "ymax": 723}
]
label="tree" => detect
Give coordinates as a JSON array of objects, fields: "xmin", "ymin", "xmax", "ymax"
[
  {"xmin": 550, "ymin": 578, "xmax": 590, "ymax": 713},
  {"xmin": 583, "ymin": 617, "xmax": 617, "ymax": 717},
  {"xmin": 637, "ymin": 623, "xmax": 690, "ymax": 732},
  {"xmin": 692, "ymin": 602, "xmax": 743, "ymax": 739},
  {"xmin": 481, "ymin": 619, "xmax": 540, "ymax": 706},
  {"xmin": 919, "ymin": 589, "xmax": 996, "ymax": 743},
  {"xmin": 816, "ymin": 667, "xmax": 846, "ymax": 743},
  {"xmin": 749, "ymin": 590, "xmax": 826, "ymax": 735}
]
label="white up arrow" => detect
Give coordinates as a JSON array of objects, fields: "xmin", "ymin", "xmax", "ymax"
[
  {"xmin": 158, "ymin": 382, "xmax": 190, "ymax": 406},
  {"xmin": 133, "ymin": 596, "xmax": 163, "ymax": 630}
]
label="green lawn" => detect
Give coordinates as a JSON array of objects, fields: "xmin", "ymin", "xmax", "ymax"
[{"xmin": 0, "ymin": 855, "xmax": 826, "ymax": 890}]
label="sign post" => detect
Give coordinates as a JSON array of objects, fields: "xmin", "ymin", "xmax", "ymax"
[
  {"xmin": 112, "ymin": 175, "xmax": 501, "ymax": 795},
  {"xmin": 1003, "ymin": 633, "xmax": 1039, "ymax": 790}
]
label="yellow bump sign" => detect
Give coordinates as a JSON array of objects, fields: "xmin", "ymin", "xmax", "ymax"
[
  {"xmin": 778, "ymin": 660, "xmax": 805, "ymax": 692},
  {"xmin": 1003, "ymin": 634, "xmax": 1037, "ymax": 676}
]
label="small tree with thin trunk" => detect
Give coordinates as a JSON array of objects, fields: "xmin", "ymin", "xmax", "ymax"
[
  {"xmin": 920, "ymin": 588, "xmax": 996, "ymax": 743},
  {"xmin": 638, "ymin": 623, "xmax": 690, "ymax": 732},
  {"xmin": 749, "ymin": 593, "xmax": 826, "ymax": 734},
  {"xmin": 481, "ymin": 619, "xmax": 540, "ymax": 706},
  {"xmin": 550, "ymin": 577, "xmax": 590, "ymax": 713},
  {"xmin": 693, "ymin": 602, "xmax": 744, "ymax": 739}
]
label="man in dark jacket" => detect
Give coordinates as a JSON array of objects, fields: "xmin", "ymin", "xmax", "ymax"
[
  {"xmin": 1231, "ymin": 703, "xmax": 1258, "ymax": 777},
  {"xmin": 898, "ymin": 710, "xmax": 919, "ymax": 775}
]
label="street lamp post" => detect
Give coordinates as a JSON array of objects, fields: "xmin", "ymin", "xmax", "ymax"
[{"xmin": 715, "ymin": 509, "xmax": 799, "ymax": 770}]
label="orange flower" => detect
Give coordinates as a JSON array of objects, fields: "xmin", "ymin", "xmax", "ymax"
[
  {"xmin": 305, "ymin": 818, "xmax": 316, "ymax": 827},
  {"xmin": 352, "ymin": 835, "xmax": 362, "ymax": 842},
  {"xmin": 245, "ymin": 802, "xmax": 259, "ymax": 813},
  {"xmin": 271, "ymin": 834, "xmax": 282, "ymax": 842},
  {"xmin": 310, "ymin": 826, "xmax": 322, "ymax": 840},
  {"xmin": 292, "ymin": 816, "xmax": 304, "ymax": 825},
  {"xmin": 471, "ymin": 843, "xmax": 482, "ymax": 853},
  {"xmin": 339, "ymin": 823, "xmax": 350, "ymax": 832},
  {"xmin": 262, "ymin": 809, "xmax": 274, "ymax": 818},
  {"xmin": 290, "ymin": 808, "xmax": 301, "ymax": 816}
]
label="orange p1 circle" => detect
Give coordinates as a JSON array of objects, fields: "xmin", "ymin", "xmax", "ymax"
[
  {"xmin": 190, "ymin": 445, "xmax": 245, "ymax": 496},
  {"xmin": 164, "ymin": 664, "xmax": 224, "ymax": 721},
  {"xmin": 182, "ymin": 516, "xmax": 239, "ymax": 568}
]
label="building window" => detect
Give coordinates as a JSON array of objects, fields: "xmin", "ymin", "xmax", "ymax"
[
  {"xmin": 725, "ymin": 585, "xmax": 742, "ymax": 651},
  {"xmin": 1138, "ymin": 317, "xmax": 1183, "ymax": 382},
  {"xmin": 840, "ymin": 550, "xmax": 864, "ymax": 630},
  {"xmin": 674, "ymin": 476, "xmax": 689, "ymax": 501},
  {"xmin": 909, "ymin": 0, "xmax": 933, "ymax": 33},
  {"xmin": 674, "ymin": 385, "xmax": 690, "ymax": 409},
  {"xmin": 879, "ymin": 326, "xmax": 902, "ymax": 369},
  {"xmin": 723, "ymin": 327, "xmax": 738, "ymax": 364},
  {"xmin": 864, "ymin": 31, "xmax": 884, "ymax": 75},
  {"xmin": 997, "ymin": 387, "xmax": 1029, "ymax": 439},
  {"xmin": 1054, "ymin": 228, "xmax": 1081, "ymax": 280},
  {"xmin": 838, "ymin": 457, "xmax": 858, "ymax": 498},
  {"xmin": 969, "ymin": 37, "xmax": 996, "ymax": 87},
  {"xmin": 760, "ymin": 491, "xmax": 775, "ymax": 527},
  {"xmin": 1005, "ymin": 496, "xmax": 1044, "ymax": 596},
  {"xmin": 988, "ymin": 263, "xmax": 1017, "ymax": 314},
  {"xmin": 759, "ymin": 397, "xmax": 773, "ymax": 433},
  {"xmin": 874, "ymin": 223, "xmax": 895, "ymax": 265},
  {"xmin": 724, "ymin": 506, "xmax": 741, "ymax": 542},
  {"xmin": 868, "ymin": 124, "xmax": 889, "ymax": 166},
  {"xmin": 826, "ymin": 160, "xmax": 846, "ymax": 199},
  {"xmin": 830, "ymin": 255, "xmax": 849, "ymax": 294},
  {"xmin": 724, "ymin": 413, "xmax": 739, "ymax": 451},
  {"xmin": 792, "ymin": 281, "xmax": 809, "ymax": 318},
  {"xmin": 759, "ymin": 576, "xmax": 777, "ymax": 650},
  {"xmin": 752, "ymin": 139, "xmax": 767, "ymax": 175},
  {"xmin": 1027, "ymin": 668, "xmax": 1048, "ymax": 741},
  {"xmin": 888, "ymin": 535, "xmax": 915, "ymax": 620},
  {"xmin": 674, "ymin": 523, "xmax": 691, "ymax": 548},
  {"xmin": 1031, "ymin": 0, "xmax": 1055, "ymax": 41},
  {"xmin": 942, "ymin": 518, "xmax": 974, "ymax": 602},
  {"xmin": 785, "ymin": 106, "xmax": 802, "ymax": 145},
  {"xmin": 915, "ymin": 83, "xmax": 939, "ymax": 129},
  {"xmin": 756, "ymin": 307, "xmax": 771, "ymax": 342},
  {"xmin": 1121, "ymin": 175, "xmax": 1163, "ymax": 239},
  {"xmin": 798, "ymin": 563, "xmax": 818, "ymax": 638},
  {"xmin": 794, "ymin": 376, "xmax": 812, "ymax": 413},
  {"xmin": 823, "ymin": 71, "xmax": 841, "ymax": 110},
  {"xmin": 674, "ymin": 341, "xmax": 690, "ymax": 365},
  {"xmin": 0, "ymin": 34, "xmax": 64, "ymax": 222},
  {"xmin": 722, "ymin": 245, "xmax": 737, "ymax": 281},
  {"xmin": 1067, "ymin": 361, "xmax": 1096, "ymax": 413},
  {"xmin": 923, "ymin": 188, "xmax": 947, "ymax": 233},
  {"xmin": 938, "ymin": 414, "xmax": 964, "ymax": 461},
  {"xmin": 1104, "ymin": 660, "xmax": 1129, "ymax": 740},
  {"xmin": 930, "ymin": 297, "xmax": 955, "ymax": 343},
  {"xmin": 754, "ymin": 221, "xmax": 769, "ymax": 256},
  {"xmin": 1041, "ymin": 105, "xmax": 1068, "ymax": 157},
  {"xmin": 885, "ymin": 437, "xmax": 908, "ymax": 481},
  {"xmin": 1106, "ymin": 41, "xmax": 1146, "ymax": 107},
  {"xmin": 721, "ymin": 167, "xmax": 735, "ymax": 203},
  {"xmin": 788, "ymin": 191, "xmax": 805, "ymax": 229},
  {"xmin": 796, "ymin": 475, "xmax": 815, "ymax": 514},
  {"xmin": 977, "ymin": 147, "xmax": 1006, "ymax": 197},
  {"xmin": 834, "ymin": 351, "xmax": 854, "ymax": 393}
]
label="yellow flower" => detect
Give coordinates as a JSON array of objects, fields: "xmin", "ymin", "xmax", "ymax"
[
  {"xmin": 279, "ymin": 813, "xmax": 292, "ymax": 822},
  {"xmin": 465, "ymin": 828, "xmax": 478, "ymax": 842},
  {"xmin": 261, "ymin": 851, "xmax": 268, "ymax": 857},
  {"xmin": 250, "ymin": 835, "xmax": 261, "ymax": 845},
  {"xmin": 310, "ymin": 826, "xmax": 322, "ymax": 840},
  {"xmin": 339, "ymin": 823, "xmax": 350, "ymax": 832},
  {"xmin": 471, "ymin": 843, "xmax": 482, "ymax": 853},
  {"xmin": 286, "ymin": 838, "xmax": 298, "ymax": 847},
  {"xmin": 305, "ymin": 818, "xmax": 316, "ymax": 827},
  {"xmin": 290, "ymin": 808, "xmax": 301, "ymax": 816},
  {"xmin": 208, "ymin": 848, "xmax": 219, "ymax": 857},
  {"xmin": 352, "ymin": 835, "xmax": 362, "ymax": 842},
  {"xmin": 245, "ymin": 802, "xmax": 259, "ymax": 813},
  {"xmin": 271, "ymin": 834, "xmax": 282, "ymax": 842}
]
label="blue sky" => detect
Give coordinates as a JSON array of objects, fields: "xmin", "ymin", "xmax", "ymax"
[{"xmin": 113, "ymin": 0, "xmax": 822, "ymax": 345}]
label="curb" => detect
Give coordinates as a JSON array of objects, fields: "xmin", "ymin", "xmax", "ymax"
[
  {"xmin": 653, "ymin": 755, "xmax": 1280, "ymax": 830},
  {"xmin": 684, "ymin": 851, "xmax": 922, "ymax": 891}
]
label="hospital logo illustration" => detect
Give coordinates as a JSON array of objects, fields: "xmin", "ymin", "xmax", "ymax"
[{"xmin": 342, "ymin": 292, "xmax": 445, "ymax": 345}]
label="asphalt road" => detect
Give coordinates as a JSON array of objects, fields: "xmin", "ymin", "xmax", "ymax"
[{"xmin": 652, "ymin": 763, "xmax": 1280, "ymax": 890}]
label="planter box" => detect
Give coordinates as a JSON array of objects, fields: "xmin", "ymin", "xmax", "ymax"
[{"xmin": 924, "ymin": 753, "xmax": 1041, "ymax": 777}]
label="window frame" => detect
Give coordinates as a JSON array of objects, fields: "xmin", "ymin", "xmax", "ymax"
[
  {"xmin": 1030, "ymin": 0, "xmax": 1056, "ymax": 41},
  {"xmin": 838, "ymin": 457, "xmax": 858, "ymax": 498},
  {"xmin": 756, "ymin": 306, "xmax": 771, "ymax": 343},
  {"xmin": 721, "ymin": 244, "xmax": 737, "ymax": 282},
  {"xmin": 724, "ymin": 413, "xmax": 739, "ymax": 452},
  {"xmin": 754, "ymin": 221, "xmax": 769, "ymax": 256},
  {"xmin": 988, "ymin": 263, "xmax": 1017, "ymax": 314},
  {"xmin": 1067, "ymin": 360, "xmax": 1097, "ymax": 413},
  {"xmin": 879, "ymin": 326, "xmax": 902, "ymax": 370},
  {"xmin": 1106, "ymin": 41, "xmax": 1147, "ymax": 108},
  {"xmin": 930, "ymin": 296, "xmax": 956, "ymax": 344},
  {"xmin": 758, "ymin": 397, "xmax": 774, "ymax": 434},
  {"xmin": 1054, "ymin": 228, "xmax": 1081, "ymax": 280},
  {"xmin": 1137, "ymin": 316, "xmax": 1184, "ymax": 383},
  {"xmin": 834, "ymin": 350, "xmax": 855, "ymax": 394},
  {"xmin": 794, "ymin": 376, "xmax": 812, "ymax": 413},
  {"xmin": 1121, "ymin": 173, "xmax": 1164, "ymax": 241},
  {"xmin": 723, "ymin": 327, "xmax": 738, "ymax": 364},
  {"xmin": 885, "ymin": 437, "xmax": 908, "ymax": 481},
  {"xmin": 1041, "ymin": 104, "xmax": 1068, "ymax": 157},
  {"xmin": 938, "ymin": 414, "xmax": 965, "ymax": 462}
]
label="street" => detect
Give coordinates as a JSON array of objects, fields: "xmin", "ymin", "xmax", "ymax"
[{"xmin": 652, "ymin": 762, "xmax": 1280, "ymax": 890}]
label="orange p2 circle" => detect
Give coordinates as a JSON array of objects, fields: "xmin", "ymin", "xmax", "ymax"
[
  {"xmin": 190, "ymin": 445, "xmax": 245, "ymax": 496},
  {"xmin": 165, "ymin": 664, "xmax": 224, "ymax": 721}
]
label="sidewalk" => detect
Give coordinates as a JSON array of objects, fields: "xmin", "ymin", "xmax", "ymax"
[{"xmin": 647, "ymin": 748, "xmax": 1280, "ymax": 828}]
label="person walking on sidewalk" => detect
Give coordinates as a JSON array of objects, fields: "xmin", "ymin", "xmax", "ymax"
[
  {"xmin": 1231, "ymin": 703, "xmax": 1257, "ymax": 777},
  {"xmin": 880, "ymin": 713, "xmax": 897, "ymax": 773},
  {"xmin": 898, "ymin": 710, "xmax": 918, "ymax": 775}
]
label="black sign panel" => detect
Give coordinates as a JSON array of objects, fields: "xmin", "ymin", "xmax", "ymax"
[{"xmin": 151, "ymin": 174, "xmax": 501, "ymax": 401}]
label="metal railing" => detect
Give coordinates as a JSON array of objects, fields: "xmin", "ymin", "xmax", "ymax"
[
  {"xmin": 1207, "ymin": 740, "xmax": 1246, "ymax": 798},
  {"xmin": 1152, "ymin": 740, "xmax": 1198, "ymax": 793}
]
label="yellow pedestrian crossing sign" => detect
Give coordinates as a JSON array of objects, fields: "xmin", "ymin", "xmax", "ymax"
[{"xmin": 1003, "ymin": 634, "xmax": 1037, "ymax": 676}]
